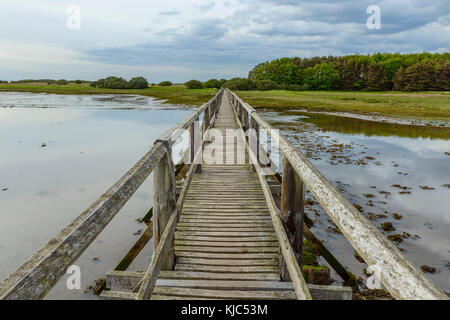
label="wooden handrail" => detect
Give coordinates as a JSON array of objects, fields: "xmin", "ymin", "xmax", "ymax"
[
  {"xmin": 0, "ymin": 89, "xmax": 225, "ymax": 300},
  {"xmin": 225, "ymin": 88, "xmax": 448, "ymax": 300}
]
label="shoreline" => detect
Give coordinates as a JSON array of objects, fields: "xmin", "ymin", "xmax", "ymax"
[
  {"xmin": 280, "ymin": 109, "xmax": 450, "ymax": 128},
  {"xmin": 1, "ymin": 84, "xmax": 449, "ymax": 125}
]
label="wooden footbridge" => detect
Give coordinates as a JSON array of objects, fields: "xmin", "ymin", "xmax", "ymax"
[{"xmin": 0, "ymin": 89, "xmax": 447, "ymax": 300}]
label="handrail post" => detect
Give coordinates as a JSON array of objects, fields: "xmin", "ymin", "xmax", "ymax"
[
  {"xmin": 249, "ymin": 116, "xmax": 260, "ymax": 169},
  {"xmin": 190, "ymin": 117, "xmax": 202, "ymax": 173},
  {"xmin": 280, "ymin": 157, "xmax": 305, "ymax": 281},
  {"xmin": 153, "ymin": 144, "xmax": 176, "ymax": 270},
  {"xmin": 202, "ymin": 105, "xmax": 210, "ymax": 140},
  {"xmin": 242, "ymin": 109, "xmax": 249, "ymax": 133}
]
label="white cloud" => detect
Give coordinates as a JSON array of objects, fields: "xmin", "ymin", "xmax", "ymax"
[{"xmin": 0, "ymin": 0, "xmax": 448, "ymax": 82}]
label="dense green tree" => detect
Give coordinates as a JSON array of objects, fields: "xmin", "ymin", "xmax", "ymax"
[
  {"xmin": 303, "ymin": 63, "xmax": 340, "ymax": 90},
  {"xmin": 158, "ymin": 81, "xmax": 173, "ymax": 86},
  {"xmin": 249, "ymin": 52, "xmax": 449, "ymax": 91},
  {"xmin": 185, "ymin": 80, "xmax": 204, "ymax": 89},
  {"xmin": 128, "ymin": 77, "xmax": 149, "ymax": 89},
  {"xmin": 55, "ymin": 79, "xmax": 68, "ymax": 85},
  {"xmin": 249, "ymin": 58, "xmax": 302, "ymax": 85},
  {"xmin": 102, "ymin": 76, "xmax": 128, "ymax": 89},
  {"xmin": 204, "ymin": 79, "xmax": 222, "ymax": 89},
  {"xmin": 435, "ymin": 60, "xmax": 450, "ymax": 90},
  {"xmin": 395, "ymin": 61, "xmax": 437, "ymax": 91},
  {"xmin": 223, "ymin": 78, "xmax": 256, "ymax": 91},
  {"xmin": 365, "ymin": 62, "xmax": 390, "ymax": 91}
]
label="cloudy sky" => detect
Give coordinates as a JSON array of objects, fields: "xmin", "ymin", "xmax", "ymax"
[{"xmin": 0, "ymin": 0, "xmax": 449, "ymax": 82}]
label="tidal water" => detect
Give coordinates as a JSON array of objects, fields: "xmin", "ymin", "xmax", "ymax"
[
  {"xmin": 0, "ymin": 92, "xmax": 191, "ymax": 299},
  {"xmin": 0, "ymin": 92, "xmax": 448, "ymax": 299},
  {"xmin": 261, "ymin": 109, "xmax": 450, "ymax": 293}
]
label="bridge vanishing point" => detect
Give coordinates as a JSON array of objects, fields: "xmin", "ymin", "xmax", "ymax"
[{"xmin": 0, "ymin": 89, "xmax": 448, "ymax": 300}]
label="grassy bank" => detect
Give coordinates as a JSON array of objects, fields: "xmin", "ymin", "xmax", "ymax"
[
  {"xmin": 0, "ymin": 83, "xmax": 217, "ymax": 106},
  {"xmin": 0, "ymin": 83, "xmax": 449, "ymax": 120}
]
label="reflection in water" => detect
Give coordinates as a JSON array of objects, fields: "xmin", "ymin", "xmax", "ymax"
[
  {"xmin": 0, "ymin": 93, "xmax": 191, "ymax": 299},
  {"xmin": 261, "ymin": 110, "xmax": 450, "ymax": 292},
  {"xmin": 0, "ymin": 91, "xmax": 193, "ymax": 110},
  {"xmin": 272, "ymin": 111, "xmax": 450, "ymax": 140}
]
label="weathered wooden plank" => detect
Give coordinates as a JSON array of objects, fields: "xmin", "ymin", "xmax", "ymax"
[
  {"xmin": 151, "ymin": 287, "xmax": 296, "ymax": 300},
  {"xmin": 183, "ymin": 202, "xmax": 268, "ymax": 206},
  {"xmin": 174, "ymin": 231, "xmax": 276, "ymax": 237},
  {"xmin": 179, "ymin": 214, "xmax": 271, "ymax": 219},
  {"xmin": 174, "ymin": 264, "xmax": 278, "ymax": 273},
  {"xmin": 181, "ymin": 209, "xmax": 270, "ymax": 214},
  {"xmin": 179, "ymin": 216, "xmax": 272, "ymax": 222},
  {"xmin": 177, "ymin": 258, "xmax": 278, "ymax": 266},
  {"xmin": 160, "ymin": 271, "xmax": 280, "ymax": 282},
  {"xmin": 153, "ymin": 146, "xmax": 176, "ymax": 270},
  {"xmin": 100, "ymin": 291, "xmax": 137, "ymax": 300},
  {"xmin": 175, "ymin": 246, "xmax": 278, "ymax": 254},
  {"xmin": 156, "ymin": 279, "xmax": 294, "ymax": 291},
  {"xmin": 174, "ymin": 235, "xmax": 278, "ymax": 242},
  {"xmin": 106, "ymin": 272, "xmax": 352, "ymax": 300},
  {"xmin": 176, "ymin": 222, "xmax": 273, "ymax": 228},
  {"xmin": 280, "ymin": 157, "xmax": 305, "ymax": 281},
  {"xmin": 175, "ymin": 252, "xmax": 278, "ymax": 260},
  {"xmin": 174, "ymin": 240, "xmax": 278, "ymax": 248},
  {"xmin": 176, "ymin": 227, "xmax": 274, "ymax": 233}
]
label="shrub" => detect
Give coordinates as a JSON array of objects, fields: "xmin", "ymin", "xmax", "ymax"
[
  {"xmin": 223, "ymin": 78, "xmax": 255, "ymax": 91},
  {"xmin": 55, "ymin": 79, "xmax": 68, "ymax": 85},
  {"xmin": 128, "ymin": 76, "xmax": 149, "ymax": 89},
  {"xmin": 74, "ymin": 80, "xmax": 83, "ymax": 84},
  {"xmin": 185, "ymin": 80, "xmax": 204, "ymax": 89},
  {"xmin": 103, "ymin": 76, "xmax": 128, "ymax": 89},
  {"xmin": 90, "ymin": 82, "xmax": 97, "ymax": 87},
  {"xmin": 0, "ymin": 80, "xmax": 8, "ymax": 84},
  {"xmin": 158, "ymin": 81, "xmax": 173, "ymax": 86},
  {"xmin": 204, "ymin": 79, "xmax": 221, "ymax": 89}
]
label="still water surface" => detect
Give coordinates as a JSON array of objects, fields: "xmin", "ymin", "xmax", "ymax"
[
  {"xmin": 0, "ymin": 92, "xmax": 449, "ymax": 298},
  {"xmin": 0, "ymin": 92, "xmax": 191, "ymax": 299},
  {"xmin": 260, "ymin": 109, "xmax": 450, "ymax": 292}
]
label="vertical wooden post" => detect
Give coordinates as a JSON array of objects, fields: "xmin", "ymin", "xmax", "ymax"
[
  {"xmin": 280, "ymin": 157, "xmax": 305, "ymax": 281},
  {"xmin": 190, "ymin": 118, "xmax": 202, "ymax": 173},
  {"xmin": 202, "ymin": 105, "xmax": 210, "ymax": 138},
  {"xmin": 249, "ymin": 117, "xmax": 260, "ymax": 165},
  {"xmin": 242, "ymin": 109, "xmax": 249, "ymax": 133},
  {"xmin": 239, "ymin": 103, "xmax": 244, "ymax": 124},
  {"xmin": 153, "ymin": 145, "xmax": 176, "ymax": 271}
]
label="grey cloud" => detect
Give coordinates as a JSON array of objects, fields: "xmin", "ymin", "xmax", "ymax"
[
  {"xmin": 194, "ymin": 1, "xmax": 216, "ymax": 11},
  {"xmin": 158, "ymin": 9, "xmax": 180, "ymax": 16},
  {"xmin": 69, "ymin": 0, "xmax": 450, "ymax": 80}
]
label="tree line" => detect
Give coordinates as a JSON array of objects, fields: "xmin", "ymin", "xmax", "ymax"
[
  {"xmin": 5, "ymin": 79, "xmax": 90, "ymax": 85},
  {"xmin": 247, "ymin": 53, "xmax": 449, "ymax": 91},
  {"xmin": 90, "ymin": 76, "xmax": 149, "ymax": 89}
]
